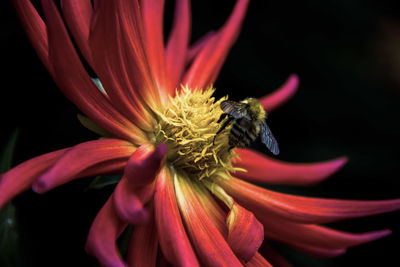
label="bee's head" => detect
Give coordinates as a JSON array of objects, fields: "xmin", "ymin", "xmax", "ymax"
[{"xmin": 241, "ymin": 98, "xmax": 266, "ymax": 121}]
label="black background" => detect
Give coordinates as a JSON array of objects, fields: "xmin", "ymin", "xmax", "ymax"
[{"xmin": 1, "ymin": 0, "xmax": 400, "ymax": 266}]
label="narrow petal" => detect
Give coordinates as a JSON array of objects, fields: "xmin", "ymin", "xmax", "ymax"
[
  {"xmin": 0, "ymin": 149, "xmax": 67, "ymax": 209},
  {"xmin": 259, "ymin": 74, "xmax": 299, "ymax": 112},
  {"xmin": 183, "ymin": 0, "xmax": 250, "ymax": 89},
  {"xmin": 234, "ymin": 148, "xmax": 347, "ymax": 186},
  {"xmin": 174, "ymin": 173, "xmax": 242, "ymax": 267},
  {"xmin": 260, "ymin": 215, "xmax": 391, "ymax": 251},
  {"xmin": 245, "ymin": 253, "xmax": 273, "ymax": 267},
  {"xmin": 154, "ymin": 168, "xmax": 200, "ymax": 267},
  {"xmin": 220, "ymin": 177, "xmax": 400, "ymax": 224},
  {"xmin": 85, "ymin": 196, "xmax": 127, "ymax": 267},
  {"xmin": 165, "ymin": 0, "xmax": 191, "ymax": 93},
  {"xmin": 141, "ymin": 0, "xmax": 168, "ymax": 92},
  {"xmin": 32, "ymin": 139, "xmax": 135, "ymax": 193},
  {"xmin": 41, "ymin": 0, "xmax": 145, "ymax": 142},
  {"xmin": 127, "ymin": 204, "xmax": 158, "ymax": 267},
  {"xmin": 289, "ymin": 243, "xmax": 346, "ymax": 258},
  {"xmin": 226, "ymin": 203, "xmax": 264, "ymax": 262},
  {"xmin": 12, "ymin": 0, "xmax": 53, "ymax": 75},
  {"xmin": 60, "ymin": 0, "xmax": 95, "ymax": 67}
]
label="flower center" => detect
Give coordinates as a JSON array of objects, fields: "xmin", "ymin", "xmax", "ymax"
[{"xmin": 153, "ymin": 86, "xmax": 240, "ymax": 181}]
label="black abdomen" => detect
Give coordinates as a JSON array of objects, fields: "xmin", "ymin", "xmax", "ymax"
[{"xmin": 228, "ymin": 118, "xmax": 258, "ymax": 148}]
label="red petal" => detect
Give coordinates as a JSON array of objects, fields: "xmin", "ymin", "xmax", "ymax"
[
  {"xmin": 226, "ymin": 203, "xmax": 264, "ymax": 262},
  {"xmin": 0, "ymin": 149, "xmax": 67, "ymax": 209},
  {"xmin": 127, "ymin": 204, "xmax": 158, "ymax": 267},
  {"xmin": 260, "ymin": 215, "xmax": 391, "ymax": 252},
  {"xmin": 32, "ymin": 139, "xmax": 135, "ymax": 193},
  {"xmin": 60, "ymin": 0, "xmax": 95, "ymax": 68},
  {"xmin": 234, "ymin": 148, "xmax": 347, "ymax": 186},
  {"xmin": 174, "ymin": 174, "xmax": 242, "ymax": 267},
  {"xmin": 220, "ymin": 177, "xmax": 400, "ymax": 224},
  {"xmin": 259, "ymin": 74, "xmax": 299, "ymax": 112},
  {"xmin": 154, "ymin": 169, "xmax": 199, "ymax": 267},
  {"xmin": 289, "ymin": 243, "xmax": 346, "ymax": 258},
  {"xmin": 183, "ymin": 0, "xmax": 250, "ymax": 89},
  {"xmin": 245, "ymin": 253, "xmax": 273, "ymax": 267},
  {"xmin": 41, "ymin": 0, "xmax": 145, "ymax": 142},
  {"xmin": 85, "ymin": 196, "xmax": 127, "ymax": 267},
  {"xmin": 12, "ymin": 0, "xmax": 53, "ymax": 75},
  {"xmin": 165, "ymin": 0, "xmax": 191, "ymax": 93},
  {"xmin": 141, "ymin": 0, "xmax": 168, "ymax": 92}
]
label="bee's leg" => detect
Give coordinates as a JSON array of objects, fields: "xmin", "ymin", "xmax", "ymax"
[
  {"xmin": 213, "ymin": 115, "xmax": 233, "ymax": 144},
  {"xmin": 217, "ymin": 113, "xmax": 228, "ymax": 123}
]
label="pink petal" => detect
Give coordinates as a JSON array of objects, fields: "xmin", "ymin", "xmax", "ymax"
[
  {"xmin": 0, "ymin": 149, "xmax": 67, "ymax": 209},
  {"xmin": 12, "ymin": 0, "xmax": 53, "ymax": 76},
  {"xmin": 165, "ymin": 0, "xmax": 191, "ymax": 93},
  {"xmin": 220, "ymin": 177, "xmax": 400, "ymax": 224},
  {"xmin": 141, "ymin": 0, "xmax": 168, "ymax": 92},
  {"xmin": 245, "ymin": 253, "xmax": 273, "ymax": 267},
  {"xmin": 127, "ymin": 204, "xmax": 158, "ymax": 267},
  {"xmin": 154, "ymin": 169, "xmax": 200, "ymax": 267},
  {"xmin": 226, "ymin": 203, "xmax": 264, "ymax": 262},
  {"xmin": 260, "ymin": 215, "xmax": 391, "ymax": 252},
  {"xmin": 174, "ymin": 174, "xmax": 242, "ymax": 267},
  {"xmin": 85, "ymin": 196, "xmax": 127, "ymax": 267},
  {"xmin": 60, "ymin": 0, "xmax": 95, "ymax": 68},
  {"xmin": 41, "ymin": 0, "xmax": 145, "ymax": 142},
  {"xmin": 32, "ymin": 139, "xmax": 135, "ymax": 193},
  {"xmin": 234, "ymin": 148, "xmax": 347, "ymax": 186},
  {"xmin": 259, "ymin": 74, "xmax": 299, "ymax": 112},
  {"xmin": 183, "ymin": 0, "xmax": 250, "ymax": 89}
]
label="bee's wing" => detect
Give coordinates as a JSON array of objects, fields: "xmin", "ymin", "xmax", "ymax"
[
  {"xmin": 261, "ymin": 121, "xmax": 280, "ymax": 155},
  {"xmin": 220, "ymin": 100, "xmax": 248, "ymax": 119}
]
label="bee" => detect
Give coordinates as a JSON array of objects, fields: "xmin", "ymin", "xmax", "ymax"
[{"xmin": 214, "ymin": 98, "xmax": 280, "ymax": 155}]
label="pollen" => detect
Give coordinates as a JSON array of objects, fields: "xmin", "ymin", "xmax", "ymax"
[{"xmin": 154, "ymin": 86, "xmax": 240, "ymax": 181}]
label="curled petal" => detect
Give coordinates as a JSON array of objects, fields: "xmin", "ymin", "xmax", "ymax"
[
  {"xmin": 124, "ymin": 143, "xmax": 167, "ymax": 188},
  {"xmin": 174, "ymin": 173, "xmax": 242, "ymax": 267},
  {"xmin": 245, "ymin": 253, "xmax": 273, "ymax": 267},
  {"xmin": 260, "ymin": 74, "xmax": 299, "ymax": 112},
  {"xmin": 33, "ymin": 139, "xmax": 135, "ymax": 193},
  {"xmin": 165, "ymin": 0, "xmax": 191, "ymax": 92},
  {"xmin": 12, "ymin": 0, "xmax": 53, "ymax": 75},
  {"xmin": 183, "ymin": 0, "xmax": 250, "ymax": 89},
  {"xmin": 127, "ymin": 204, "xmax": 158, "ymax": 267},
  {"xmin": 85, "ymin": 196, "xmax": 127, "ymax": 267},
  {"xmin": 226, "ymin": 203, "xmax": 264, "ymax": 262},
  {"xmin": 0, "ymin": 149, "xmax": 67, "ymax": 209},
  {"xmin": 154, "ymin": 169, "xmax": 200, "ymax": 267},
  {"xmin": 220, "ymin": 177, "xmax": 400, "ymax": 224},
  {"xmin": 113, "ymin": 178, "xmax": 154, "ymax": 224},
  {"xmin": 235, "ymin": 148, "xmax": 347, "ymax": 186}
]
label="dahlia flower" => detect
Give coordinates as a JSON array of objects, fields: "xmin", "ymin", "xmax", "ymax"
[{"xmin": 2, "ymin": 0, "xmax": 400, "ymax": 266}]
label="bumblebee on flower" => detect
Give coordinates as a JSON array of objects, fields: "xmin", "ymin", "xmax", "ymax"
[{"xmin": 2, "ymin": 0, "xmax": 400, "ymax": 266}]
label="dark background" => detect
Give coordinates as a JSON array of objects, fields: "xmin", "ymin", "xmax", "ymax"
[{"xmin": 1, "ymin": 0, "xmax": 400, "ymax": 266}]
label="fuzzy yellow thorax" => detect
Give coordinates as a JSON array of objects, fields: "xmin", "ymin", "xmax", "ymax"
[{"xmin": 154, "ymin": 86, "xmax": 242, "ymax": 181}]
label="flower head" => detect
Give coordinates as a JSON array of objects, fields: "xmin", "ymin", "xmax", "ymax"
[{"xmin": 2, "ymin": 0, "xmax": 400, "ymax": 266}]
